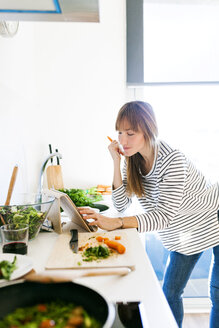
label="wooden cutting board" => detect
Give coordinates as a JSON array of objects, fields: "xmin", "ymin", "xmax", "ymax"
[{"xmin": 45, "ymin": 230, "xmax": 135, "ymax": 270}]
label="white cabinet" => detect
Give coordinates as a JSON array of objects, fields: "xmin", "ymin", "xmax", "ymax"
[{"xmin": 0, "ymin": 0, "xmax": 99, "ymax": 22}]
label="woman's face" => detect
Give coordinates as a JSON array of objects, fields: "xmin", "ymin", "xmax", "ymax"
[{"xmin": 118, "ymin": 119, "xmax": 147, "ymax": 157}]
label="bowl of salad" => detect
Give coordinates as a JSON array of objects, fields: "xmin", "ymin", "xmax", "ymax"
[{"xmin": 0, "ymin": 193, "xmax": 54, "ymax": 240}]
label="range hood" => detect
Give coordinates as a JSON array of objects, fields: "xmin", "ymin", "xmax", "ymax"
[{"xmin": 0, "ymin": 0, "xmax": 99, "ymax": 22}]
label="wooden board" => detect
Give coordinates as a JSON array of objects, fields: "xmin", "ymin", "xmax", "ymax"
[{"xmin": 45, "ymin": 230, "xmax": 135, "ymax": 270}]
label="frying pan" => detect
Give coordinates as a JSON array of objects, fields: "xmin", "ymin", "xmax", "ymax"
[{"xmin": 0, "ymin": 281, "xmax": 115, "ymax": 327}]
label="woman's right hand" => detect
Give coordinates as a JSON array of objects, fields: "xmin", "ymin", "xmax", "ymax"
[
  {"xmin": 78, "ymin": 207, "xmax": 122, "ymax": 231},
  {"xmin": 108, "ymin": 139, "xmax": 122, "ymax": 162}
]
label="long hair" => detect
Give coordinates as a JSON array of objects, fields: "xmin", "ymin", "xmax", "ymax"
[{"xmin": 115, "ymin": 101, "xmax": 158, "ymax": 197}]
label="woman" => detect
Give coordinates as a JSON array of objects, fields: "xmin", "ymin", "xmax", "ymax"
[{"xmin": 78, "ymin": 101, "xmax": 219, "ymax": 328}]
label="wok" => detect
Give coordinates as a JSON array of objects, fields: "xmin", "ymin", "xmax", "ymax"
[{"xmin": 0, "ymin": 280, "xmax": 115, "ymax": 327}]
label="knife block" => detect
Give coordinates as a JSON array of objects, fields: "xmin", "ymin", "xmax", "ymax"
[{"xmin": 46, "ymin": 165, "xmax": 64, "ymax": 190}]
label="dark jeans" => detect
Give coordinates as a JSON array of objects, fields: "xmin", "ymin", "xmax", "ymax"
[{"xmin": 162, "ymin": 245, "xmax": 219, "ymax": 328}]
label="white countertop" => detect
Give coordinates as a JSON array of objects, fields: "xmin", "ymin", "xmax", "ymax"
[
  {"xmin": 27, "ymin": 225, "xmax": 177, "ymax": 328},
  {"xmin": 0, "ymin": 195, "xmax": 177, "ymax": 327}
]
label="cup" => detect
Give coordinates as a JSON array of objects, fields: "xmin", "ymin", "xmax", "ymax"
[{"xmin": 1, "ymin": 223, "xmax": 29, "ymax": 255}]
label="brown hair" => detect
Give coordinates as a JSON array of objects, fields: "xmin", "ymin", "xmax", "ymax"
[{"xmin": 115, "ymin": 101, "xmax": 158, "ymax": 197}]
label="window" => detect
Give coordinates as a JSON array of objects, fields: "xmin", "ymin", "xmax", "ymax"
[{"xmin": 127, "ymin": 0, "xmax": 219, "ymax": 84}]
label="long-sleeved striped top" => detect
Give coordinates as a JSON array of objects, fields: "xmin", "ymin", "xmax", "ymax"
[{"xmin": 112, "ymin": 140, "xmax": 219, "ymax": 255}]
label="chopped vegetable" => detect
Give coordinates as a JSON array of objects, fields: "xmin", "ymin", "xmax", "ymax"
[
  {"xmin": 104, "ymin": 240, "xmax": 126, "ymax": 254},
  {"xmin": 115, "ymin": 236, "xmax": 121, "ymax": 240},
  {"xmin": 96, "ymin": 185, "xmax": 112, "ymax": 195},
  {"xmin": 0, "ymin": 301, "xmax": 101, "ymax": 328},
  {"xmin": 0, "ymin": 256, "xmax": 17, "ymax": 280},
  {"xmin": 95, "ymin": 236, "xmax": 109, "ymax": 243},
  {"xmin": 96, "ymin": 236, "xmax": 103, "ymax": 242},
  {"xmin": 82, "ymin": 245, "xmax": 111, "ymax": 262}
]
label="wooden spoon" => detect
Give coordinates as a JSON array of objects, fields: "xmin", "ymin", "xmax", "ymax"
[
  {"xmin": 24, "ymin": 267, "xmax": 134, "ymax": 283},
  {"xmin": 5, "ymin": 165, "xmax": 18, "ymax": 206}
]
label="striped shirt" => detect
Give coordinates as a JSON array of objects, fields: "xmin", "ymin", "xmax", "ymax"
[{"xmin": 112, "ymin": 140, "xmax": 219, "ymax": 255}]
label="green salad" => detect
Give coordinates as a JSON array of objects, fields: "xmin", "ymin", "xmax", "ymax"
[
  {"xmin": 0, "ymin": 256, "xmax": 17, "ymax": 280},
  {"xmin": 0, "ymin": 301, "xmax": 101, "ymax": 328},
  {"xmin": 0, "ymin": 206, "xmax": 45, "ymax": 240}
]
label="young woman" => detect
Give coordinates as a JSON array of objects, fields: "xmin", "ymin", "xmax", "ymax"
[{"xmin": 78, "ymin": 101, "xmax": 219, "ymax": 328}]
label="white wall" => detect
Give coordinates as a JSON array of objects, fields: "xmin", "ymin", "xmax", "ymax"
[
  {"xmin": 1, "ymin": 0, "xmax": 218, "ymax": 204},
  {"xmin": 0, "ymin": 0, "xmax": 129, "ymax": 200}
]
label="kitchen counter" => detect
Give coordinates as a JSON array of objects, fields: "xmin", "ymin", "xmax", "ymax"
[{"xmin": 27, "ymin": 225, "xmax": 177, "ymax": 328}]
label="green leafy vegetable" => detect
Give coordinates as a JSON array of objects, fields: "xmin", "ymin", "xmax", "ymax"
[
  {"xmin": 59, "ymin": 188, "xmax": 103, "ymax": 207},
  {"xmin": 0, "ymin": 256, "xmax": 17, "ymax": 280},
  {"xmin": 82, "ymin": 245, "xmax": 111, "ymax": 262}
]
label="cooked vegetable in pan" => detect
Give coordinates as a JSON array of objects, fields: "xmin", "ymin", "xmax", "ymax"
[{"xmin": 0, "ymin": 301, "xmax": 101, "ymax": 328}]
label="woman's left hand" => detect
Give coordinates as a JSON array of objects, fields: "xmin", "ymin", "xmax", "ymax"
[{"xmin": 77, "ymin": 207, "xmax": 122, "ymax": 231}]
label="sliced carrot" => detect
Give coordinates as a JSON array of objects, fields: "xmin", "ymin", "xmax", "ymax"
[
  {"xmin": 96, "ymin": 236, "xmax": 103, "ymax": 242},
  {"xmin": 104, "ymin": 240, "xmax": 126, "ymax": 254},
  {"xmin": 115, "ymin": 236, "xmax": 121, "ymax": 240},
  {"xmin": 96, "ymin": 236, "xmax": 109, "ymax": 242}
]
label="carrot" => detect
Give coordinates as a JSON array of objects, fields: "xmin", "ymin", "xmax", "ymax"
[
  {"xmin": 115, "ymin": 236, "xmax": 121, "ymax": 240},
  {"xmin": 96, "ymin": 236, "xmax": 103, "ymax": 242},
  {"xmin": 102, "ymin": 191, "xmax": 112, "ymax": 195},
  {"xmin": 97, "ymin": 184, "xmax": 111, "ymax": 189},
  {"xmin": 96, "ymin": 236, "xmax": 109, "ymax": 242},
  {"xmin": 104, "ymin": 240, "xmax": 126, "ymax": 254},
  {"xmin": 106, "ymin": 136, "xmax": 124, "ymax": 156}
]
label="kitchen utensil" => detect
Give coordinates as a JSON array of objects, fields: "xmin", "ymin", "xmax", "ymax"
[
  {"xmin": 46, "ymin": 230, "xmax": 135, "ymax": 270},
  {"xmin": 0, "ymin": 281, "xmax": 115, "ymax": 328},
  {"xmin": 0, "ymin": 193, "xmax": 54, "ymax": 240},
  {"xmin": 24, "ymin": 267, "xmax": 132, "ymax": 282},
  {"xmin": 5, "ymin": 165, "xmax": 18, "ymax": 206},
  {"xmin": 49, "ymin": 144, "xmax": 53, "ymax": 164},
  {"xmin": 46, "ymin": 144, "xmax": 64, "ymax": 190},
  {"xmin": 46, "ymin": 165, "xmax": 64, "ymax": 189},
  {"xmin": 55, "ymin": 148, "xmax": 60, "ymax": 165},
  {"xmin": 69, "ymin": 229, "xmax": 78, "ymax": 253}
]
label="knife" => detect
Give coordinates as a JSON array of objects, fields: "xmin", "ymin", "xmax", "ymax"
[{"xmin": 69, "ymin": 229, "xmax": 78, "ymax": 253}]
